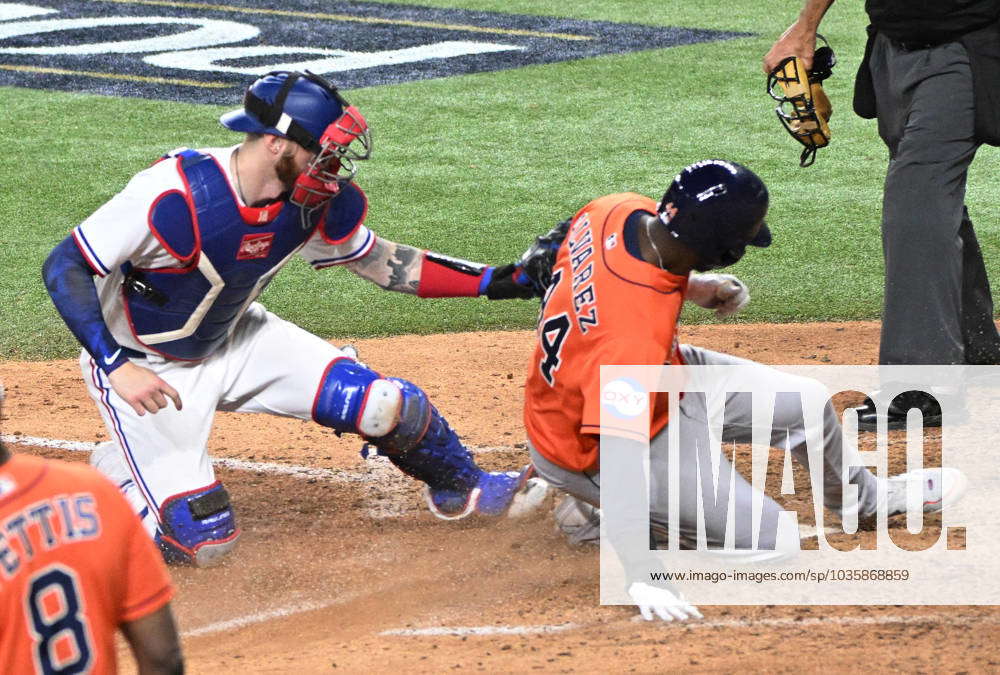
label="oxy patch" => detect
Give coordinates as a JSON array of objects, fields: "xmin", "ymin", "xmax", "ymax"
[{"xmin": 0, "ymin": 0, "xmax": 748, "ymax": 102}]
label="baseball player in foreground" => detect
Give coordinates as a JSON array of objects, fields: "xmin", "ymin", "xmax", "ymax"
[
  {"xmin": 0, "ymin": 390, "xmax": 184, "ymax": 673},
  {"xmin": 42, "ymin": 70, "xmax": 550, "ymax": 567},
  {"xmin": 522, "ymin": 159, "xmax": 968, "ymax": 621}
]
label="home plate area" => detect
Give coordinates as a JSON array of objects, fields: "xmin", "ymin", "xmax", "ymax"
[{"xmin": 2, "ymin": 327, "xmax": 998, "ymax": 671}]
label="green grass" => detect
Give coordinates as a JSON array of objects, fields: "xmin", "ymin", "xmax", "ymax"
[{"xmin": 3, "ymin": 0, "xmax": 1000, "ymax": 359}]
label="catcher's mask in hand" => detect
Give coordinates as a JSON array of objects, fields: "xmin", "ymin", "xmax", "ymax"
[{"xmin": 767, "ymin": 37, "xmax": 836, "ymax": 167}]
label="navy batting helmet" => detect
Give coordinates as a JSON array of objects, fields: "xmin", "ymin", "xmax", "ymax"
[{"xmin": 657, "ymin": 159, "xmax": 771, "ymax": 271}]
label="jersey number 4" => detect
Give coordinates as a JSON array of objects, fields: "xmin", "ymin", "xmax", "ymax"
[
  {"xmin": 539, "ymin": 313, "xmax": 570, "ymax": 385},
  {"xmin": 25, "ymin": 565, "xmax": 94, "ymax": 675},
  {"xmin": 538, "ymin": 270, "xmax": 570, "ymax": 386}
]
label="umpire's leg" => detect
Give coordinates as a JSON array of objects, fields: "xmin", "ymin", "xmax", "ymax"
[{"xmin": 871, "ymin": 34, "xmax": 996, "ymax": 365}]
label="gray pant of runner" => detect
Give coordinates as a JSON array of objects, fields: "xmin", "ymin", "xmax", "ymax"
[
  {"xmin": 531, "ymin": 345, "xmax": 881, "ymax": 552},
  {"xmin": 870, "ymin": 33, "xmax": 1000, "ymax": 365}
]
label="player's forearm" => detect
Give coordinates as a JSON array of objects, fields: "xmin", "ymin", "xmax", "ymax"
[
  {"xmin": 346, "ymin": 238, "xmax": 498, "ymax": 297},
  {"xmin": 764, "ymin": 0, "xmax": 835, "ymax": 72},
  {"xmin": 42, "ymin": 236, "xmax": 129, "ymax": 373},
  {"xmin": 121, "ymin": 604, "xmax": 185, "ymax": 675},
  {"xmin": 345, "ymin": 238, "xmax": 423, "ymax": 293},
  {"xmin": 791, "ymin": 0, "xmax": 834, "ymax": 35}
]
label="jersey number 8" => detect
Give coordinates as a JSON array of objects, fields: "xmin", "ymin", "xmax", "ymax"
[{"xmin": 25, "ymin": 565, "xmax": 94, "ymax": 675}]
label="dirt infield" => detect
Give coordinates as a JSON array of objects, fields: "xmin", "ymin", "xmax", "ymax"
[{"xmin": 2, "ymin": 321, "xmax": 999, "ymax": 672}]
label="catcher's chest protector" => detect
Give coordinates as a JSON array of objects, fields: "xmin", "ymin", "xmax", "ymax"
[{"xmin": 123, "ymin": 151, "xmax": 316, "ymax": 360}]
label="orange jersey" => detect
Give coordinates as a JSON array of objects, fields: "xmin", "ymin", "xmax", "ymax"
[
  {"xmin": 524, "ymin": 193, "xmax": 688, "ymax": 472},
  {"xmin": 0, "ymin": 455, "xmax": 174, "ymax": 674}
]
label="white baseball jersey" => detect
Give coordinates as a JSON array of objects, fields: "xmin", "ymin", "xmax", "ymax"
[{"xmin": 71, "ymin": 145, "xmax": 374, "ymax": 359}]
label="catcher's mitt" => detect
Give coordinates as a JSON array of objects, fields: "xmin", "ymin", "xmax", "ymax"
[
  {"xmin": 518, "ymin": 217, "xmax": 570, "ymax": 294},
  {"xmin": 767, "ymin": 36, "xmax": 836, "ymax": 167},
  {"xmin": 484, "ymin": 218, "xmax": 570, "ymax": 299}
]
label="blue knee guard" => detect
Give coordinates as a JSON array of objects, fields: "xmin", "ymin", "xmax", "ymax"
[
  {"xmin": 314, "ymin": 359, "xmax": 430, "ymax": 448},
  {"xmin": 156, "ymin": 482, "xmax": 239, "ymax": 567}
]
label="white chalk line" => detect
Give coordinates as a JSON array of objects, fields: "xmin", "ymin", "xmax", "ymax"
[
  {"xmin": 182, "ymin": 601, "xmax": 329, "ymax": 637},
  {"xmin": 798, "ymin": 525, "xmax": 841, "ymax": 538},
  {"xmin": 0, "ymin": 433, "xmax": 505, "ymax": 478},
  {"xmin": 176, "ymin": 605, "xmax": 1000, "ymax": 641},
  {"xmin": 383, "ymin": 612, "xmax": 1000, "ymax": 638},
  {"xmin": 0, "ymin": 433, "xmax": 419, "ymax": 518},
  {"xmin": 1, "ymin": 434, "xmax": 841, "ymax": 534},
  {"xmin": 1, "ymin": 433, "xmax": 370, "ymax": 480},
  {"xmin": 382, "ymin": 623, "xmax": 581, "ymax": 637},
  {"xmin": 1, "ymin": 434, "xmax": 97, "ymax": 454},
  {"xmin": 182, "ymin": 595, "xmax": 357, "ymax": 638}
]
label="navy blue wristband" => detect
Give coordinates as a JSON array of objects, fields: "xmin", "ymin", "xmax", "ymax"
[{"xmin": 99, "ymin": 349, "xmax": 131, "ymax": 375}]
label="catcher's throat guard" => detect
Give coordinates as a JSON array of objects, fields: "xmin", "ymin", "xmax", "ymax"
[{"xmin": 767, "ymin": 37, "xmax": 836, "ymax": 167}]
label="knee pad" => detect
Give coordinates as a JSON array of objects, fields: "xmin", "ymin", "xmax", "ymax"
[
  {"xmin": 313, "ymin": 359, "xmax": 431, "ymax": 452},
  {"xmin": 156, "ymin": 482, "xmax": 240, "ymax": 567}
]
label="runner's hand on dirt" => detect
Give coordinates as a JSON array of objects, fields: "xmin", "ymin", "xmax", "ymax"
[
  {"xmin": 628, "ymin": 582, "xmax": 703, "ymax": 622},
  {"xmin": 107, "ymin": 361, "xmax": 182, "ymax": 416}
]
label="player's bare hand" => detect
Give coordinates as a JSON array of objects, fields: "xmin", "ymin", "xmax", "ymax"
[
  {"xmin": 628, "ymin": 582, "xmax": 703, "ymax": 622},
  {"xmin": 108, "ymin": 362, "xmax": 182, "ymax": 416},
  {"xmin": 763, "ymin": 23, "xmax": 817, "ymax": 74}
]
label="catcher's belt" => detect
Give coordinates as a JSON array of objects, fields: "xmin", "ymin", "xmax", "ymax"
[{"xmin": 767, "ymin": 36, "xmax": 836, "ymax": 167}]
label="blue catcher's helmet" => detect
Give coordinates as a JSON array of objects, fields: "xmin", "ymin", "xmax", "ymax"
[
  {"xmin": 657, "ymin": 159, "xmax": 771, "ymax": 271},
  {"xmin": 221, "ymin": 71, "xmax": 372, "ymax": 224},
  {"xmin": 221, "ymin": 70, "xmax": 345, "ymax": 153}
]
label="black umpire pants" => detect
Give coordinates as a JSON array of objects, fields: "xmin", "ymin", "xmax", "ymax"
[{"xmin": 870, "ymin": 32, "xmax": 1000, "ymax": 365}]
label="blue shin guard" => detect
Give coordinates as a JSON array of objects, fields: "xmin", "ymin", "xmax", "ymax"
[
  {"xmin": 156, "ymin": 482, "xmax": 239, "ymax": 567},
  {"xmin": 380, "ymin": 381, "xmax": 533, "ymax": 519},
  {"xmin": 313, "ymin": 359, "xmax": 528, "ymax": 519},
  {"xmin": 376, "ymin": 379, "xmax": 481, "ymax": 495}
]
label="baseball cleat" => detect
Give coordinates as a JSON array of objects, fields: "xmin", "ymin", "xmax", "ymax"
[
  {"xmin": 425, "ymin": 465, "xmax": 540, "ymax": 520},
  {"xmin": 885, "ymin": 467, "xmax": 968, "ymax": 518},
  {"xmin": 506, "ymin": 476, "xmax": 552, "ymax": 519},
  {"xmin": 852, "ymin": 391, "xmax": 944, "ymax": 432}
]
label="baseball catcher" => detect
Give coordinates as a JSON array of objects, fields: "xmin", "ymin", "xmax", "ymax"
[
  {"xmin": 41, "ymin": 70, "xmax": 558, "ymax": 567},
  {"xmin": 768, "ymin": 36, "xmax": 836, "ymax": 166}
]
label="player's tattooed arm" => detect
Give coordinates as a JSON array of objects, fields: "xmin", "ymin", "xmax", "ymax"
[{"xmin": 346, "ymin": 238, "xmax": 421, "ymax": 294}]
